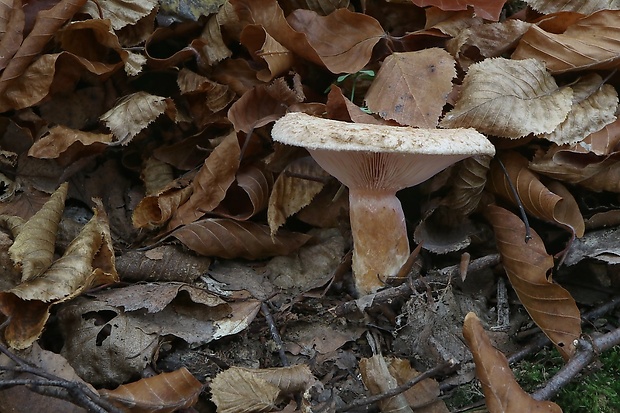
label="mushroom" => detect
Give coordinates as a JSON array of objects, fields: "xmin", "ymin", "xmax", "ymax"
[{"xmin": 272, "ymin": 112, "xmax": 495, "ymax": 295}]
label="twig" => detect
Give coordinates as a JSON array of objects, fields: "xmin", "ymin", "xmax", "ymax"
[
  {"xmin": 496, "ymin": 156, "xmax": 532, "ymax": 242},
  {"xmin": 336, "ymin": 360, "xmax": 457, "ymax": 412},
  {"xmin": 532, "ymin": 326, "xmax": 620, "ymax": 401},
  {"xmin": 261, "ymin": 302, "xmax": 289, "ymax": 367}
]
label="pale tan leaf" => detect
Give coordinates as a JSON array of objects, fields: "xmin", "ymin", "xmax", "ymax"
[
  {"xmin": 365, "ymin": 49, "xmax": 455, "ymax": 128},
  {"xmin": 523, "ymin": 0, "xmax": 620, "ymax": 14},
  {"xmin": 9, "ymin": 183, "xmax": 68, "ymax": 281},
  {"xmin": 171, "ymin": 218, "xmax": 311, "ymax": 259},
  {"xmin": 440, "ymin": 58, "xmax": 572, "ymax": 138},
  {"xmin": 99, "ymin": 367, "xmax": 203, "ymax": 413},
  {"xmin": 539, "ymin": 73, "xmax": 618, "ymax": 145},
  {"xmin": 28, "ymin": 126, "xmax": 114, "ymax": 159},
  {"xmin": 463, "ymin": 312, "xmax": 562, "ymax": 413},
  {"xmin": 197, "ymin": 9, "xmax": 234, "ymax": 67},
  {"xmin": 387, "ymin": 358, "xmax": 449, "ymax": 412},
  {"xmin": 488, "ymin": 152, "xmax": 585, "ymax": 237},
  {"xmin": 211, "ymin": 364, "xmax": 316, "ymax": 413},
  {"xmin": 268, "ymin": 157, "xmax": 330, "ymax": 235},
  {"xmin": 359, "ymin": 355, "xmax": 414, "ymax": 413},
  {"xmin": 80, "ymin": 0, "xmax": 158, "ymax": 30},
  {"xmin": 486, "ymin": 205, "xmax": 581, "ymax": 359},
  {"xmin": 512, "ymin": 10, "xmax": 620, "ymax": 74},
  {"xmin": 168, "ymin": 131, "xmax": 240, "ymax": 228},
  {"xmin": 177, "ymin": 68, "xmax": 235, "ymax": 112},
  {"xmin": 10, "ymin": 199, "xmax": 118, "ymax": 303},
  {"xmin": 100, "ymin": 92, "xmax": 170, "ymax": 144}
]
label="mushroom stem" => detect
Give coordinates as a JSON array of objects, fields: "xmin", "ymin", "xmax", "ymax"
[{"xmin": 349, "ymin": 188, "xmax": 409, "ymax": 295}]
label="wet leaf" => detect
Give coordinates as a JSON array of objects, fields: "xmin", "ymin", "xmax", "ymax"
[
  {"xmin": 486, "ymin": 204, "xmax": 581, "ymax": 359},
  {"xmin": 440, "ymin": 58, "xmax": 572, "ymax": 138},
  {"xmin": 365, "ymin": 49, "xmax": 456, "ymax": 128},
  {"xmin": 513, "ymin": 10, "xmax": 620, "ymax": 74},
  {"xmin": 99, "ymin": 367, "xmax": 203, "ymax": 413},
  {"xmin": 488, "ymin": 152, "xmax": 585, "ymax": 237},
  {"xmin": 463, "ymin": 312, "xmax": 562, "ymax": 413},
  {"xmin": 171, "ymin": 218, "xmax": 311, "ymax": 259}
]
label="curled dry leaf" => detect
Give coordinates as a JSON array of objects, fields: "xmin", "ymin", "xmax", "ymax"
[
  {"xmin": 359, "ymin": 354, "xmax": 413, "ymax": 413},
  {"xmin": 440, "ymin": 58, "xmax": 572, "ymax": 138},
  {"xmin": 168, "ymin": 131, "xmax": 240, "ymax": 229},
  {"xmin": 141, "ymin": 157, "xmax": 175, "ymax": 197},
  {"xmin": 216, "ymin": 164, "xmax": 273, "ymax": 220},
  {"xmin": 177, "ymin": 68, "xmax": 235, "ymax": 113},
  {"xmin": 240, "ymin": 24, "xmax": 295, "ymax": 82},
  {"xmin": 523, "ymin": 0, "xmax": 619, "ymax": 17},
  {"xmin": 9, "ymin": 182, "xmax": 68, "ymax": 281},
  {"xmin": 28, "ymin": 125, "xmax": 113, "ymax": 160},
  {"xmin": 513, "ymin": 10, "xmax": 620, "ymax": 74},
  {"xmin": 538, "ymin": 73, "xmax": 618, "ymax": 145},
  {"xmin": 211, "ymin": 364, "xmax": 317, "ymax": 413},
  {"xmin": 268, "ymin": 156, "xmax": 330, "ymax": 235},
  {"xmin": 0, "ymin": 0, "xmax": 24, "ymax": 72},
  {"xmin": 99, "ymin": 367, "xmax": 203, "ymax": 413},
  {"xmin": 171, "ymin": 218, "xmax": 311, "ymax": 259},
  {"xmin": 100, "ymin": 91, "xmax": 172, "ymax": 144},
  {"xmin": 440, "ymin": 154, "xmax": 492, "ymax": 217},
  {"xmin": 364, "ymin": 48, "xmax": 456, "ymax": 128},
  {"xmin": 486, "ymin": 204, "xmax": 581, "ymax": 359},
  {"xmin": 133, "ymin": 185, "xmax": 193, "ymax": 230},
  {"xmin": 488, "ymin": 152, "xmax": 585, "ymax": 237},
  {"xmin": 326, "ymin": 85, "xmax": 384, "ymax": 124},
  {"xmin": 463, "ymin": 312, "xmax": 562, "ymax": 413}
]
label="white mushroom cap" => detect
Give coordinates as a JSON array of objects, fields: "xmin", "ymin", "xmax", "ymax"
[
  {"xmin": 272, "ymin": 112, "xmax": 495, "ymax": 155},
  {"xmin": 271, "ymin": 112, "xmax": 495, "ymax": 190}
]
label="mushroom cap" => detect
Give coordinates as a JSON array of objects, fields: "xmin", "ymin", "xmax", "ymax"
[{"xmin": 271, "ymin": 112, "xmax": 495, "ymax": 156}]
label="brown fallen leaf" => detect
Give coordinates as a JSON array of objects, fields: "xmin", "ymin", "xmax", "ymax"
[
  {"xmin": 171, "ymin": 218, "xmax": 311, "ymax": 259},
  {"xmin": 240, "ymin": 24, "xmax": 294, "ymax": 82},
  {"xmin": 512, "ymin": 10, "xmax": 620, "ymax": 74},
  {"xmin": 99, "ymin": 367, "xmax": 203, "ymax": 413},
  {"xmin": 365, "ymin": 48, "xmax": 456, "ymax": 128},
  {"xmin": 524, "ymin": 0, "xmax": 619, "ymax": 14},
  {"xmin": 486, "ymin": 204, "xmax": 581, "ymax": 359},
  {"xmin": 360, "ymin": 354, "xmax": 413, "ymax": 413},
  {"xmin": 488, "ymin": 152, "xmax": 585, "ymax": 237},
  {"xmin": 411, "ymin": 0, "xmax": 507, "ymax": 21},
  {"xmin": 215, "ymin": 164, "xmax": 273, "ymax": 221},
  {"xmin": 463, "ymin": 312, "xmax": 562, "ymax": 413}
]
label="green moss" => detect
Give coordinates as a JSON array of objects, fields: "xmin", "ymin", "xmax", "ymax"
[{"xmin": 446, "ymin": 346, "xmax": 620, "ymax": 413}]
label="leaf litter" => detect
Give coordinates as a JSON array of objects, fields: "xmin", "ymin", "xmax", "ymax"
[{"xmin": 1, "ymin": 1, "xmax": 620, "ymax": 412}]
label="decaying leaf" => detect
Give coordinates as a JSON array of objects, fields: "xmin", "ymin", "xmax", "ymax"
[
  {"xmin": 488, "ymin": 152, "xmax": 585, "ymax": 237},
  {"xmin": 486, "ymin": 204, "xmax": 581, "ymax": 359},
  {"xmin": 463, "ymin": 312, "xmax": 562, "ymax": 413},
  {"xmin": 365, "ymin": 49, "xmax": 456, "ymax": 128},
  {"xmin": 9, "ymin": 182, "xmax": 68, "ymax": 281},
  {"xmin": 99, "ymin": 367, "xmax": 203, "ymax": 413},
  {"xmin": 440, "ymin": 58, "xmax": 572, "ymax": 138},
  {"xmin": 211, "ymin": 364, "xmax": 317, "ymax": 413},
  {"xmin": 360, "ymin": 354, "xmax": 413, "ymax": 413}
]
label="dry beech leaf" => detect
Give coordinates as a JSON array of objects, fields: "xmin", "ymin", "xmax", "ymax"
[
  {"xmin": 28, "ymin": 126, "xmax": 114, "ymax": 159},
  {"xmin": 286, "ymin": 8, "xmax": 385, "ymax": 74},
  {"xmin": 0, "ymin": 0, "xmax": 24, "ymax": 72},
  {"xmin": 441, "ymin": 155, "xmax": 492, "ymax": 216},
  {"xmin": 486, "ymin": 204, "xmax": 581, "ymax": 359},
  {"xmin": 440, "ymin": 58, "xmax": 572, "ymax": 138},
  {"xmin": 99, "ymin": 367, "xmax": 203, "ymax": 413},
  {"xmin": 538, "ymin": 73, "xmax": 618, "ymax": 145},
  {"xmin": 240, "ymin": 24, "xmax": 294, "ymax": 82},
  {"xmin": 513, "ymin": 10, "xmax": 620, "ymax": 74},
  {"xmin": 211, "ymin": 364, "xmax": 316, "ymax": 413},
  {"xmin": 410, "ymin": 0, "xmax": 507, "ymax": 21},
  {"xmin": 360, "ymin": 355, "xmax": 412, "ymax": 412},
  {"xmin": 365, "ymin": 49, "xmax": 455, "ymax": 128},
  {"xmin": 0, "ymin": 0, "xmax": 87, "ymax": 96},
  {"xmin": 523, "ymin": 0, "xmax": 620, "ymax": 15},
  {"xmin": 170, "ymin": 218, "xmax": 311, "ymax": 259},
  {"xmin": 133, "ymin": 185, "xmax": 193, "ymax": 230},
  {"xmin": 168, "ymin": 131, "xmax": 240, "ymax": 229},
  {"xmin": 0, "ymin": 51, "xmax": 122, "ymax": 112},
  {"xmin": 100, "ymin": 91, "xmax": 172, "ymax": 144},
  {"xmin": 326, "ymin": 85, "xmax": 384, "ymax": 124},
  {"xmin": 463, "ymin": 312, "xmax": 562, "ymax": 413},
  {"xmin": 268, "ymin": 157, "xmax": 330, "ymax": 235},
  {"xmin": 215, "ymin": 164, "xmax": 273, "ymax": 220},
  {"xmin": 387, "ymin": 358, "xmax": 449, "ymax": 412},
  {"xmin": 569, "ymin": 117, "xmax": 620, "ymax": 156},
  {"xmin": 488, "ymin": 152, "xmax": 585, "ymax": 237},
  {"xmin": 80, "ymin": 0, "xmax": 158, "ymax": 30},
  {"xmin": 9, "ymin": 183, "xmax": 68, "ymax": 281},
  {"xmin": 177, "ymin": 68, "xmax": 235, "ymax": 112}
]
